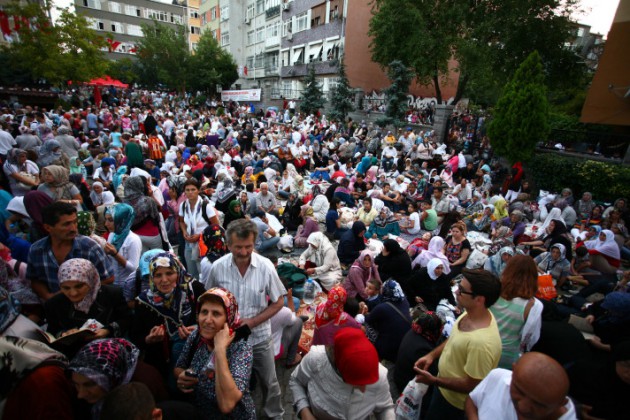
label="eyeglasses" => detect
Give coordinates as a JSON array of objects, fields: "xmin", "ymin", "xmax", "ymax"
[{"xmin": 454, "ymin": 274, "xmax": 475, "ymax": 296}]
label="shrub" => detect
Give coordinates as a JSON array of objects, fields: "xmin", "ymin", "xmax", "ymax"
[{"xmin": 529, "ymin": 153, "xmax": 630, "ymax": 202}]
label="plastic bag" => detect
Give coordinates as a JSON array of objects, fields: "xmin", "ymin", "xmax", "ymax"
[{"xmin": 395, "ymin": 379, "xmax": 428, "ymax": 420}]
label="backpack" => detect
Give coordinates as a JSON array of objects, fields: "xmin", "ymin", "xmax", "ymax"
[
  {"xmin": 276, "ymin": 263, "xmax": 308, "ymax": 299},
  {"xmin": 181, "ymin": 197, "xmax": 213, "ymax": 227}
]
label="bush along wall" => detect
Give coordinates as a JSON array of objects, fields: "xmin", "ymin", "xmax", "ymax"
[{"xmin": 529, "ymin": 154, "xmax": 630, "ymax": 202}]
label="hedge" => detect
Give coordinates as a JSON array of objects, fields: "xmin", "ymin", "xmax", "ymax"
[{"xmin": 528, "ymin": 153, "xmax": 630, "ymax": 202}]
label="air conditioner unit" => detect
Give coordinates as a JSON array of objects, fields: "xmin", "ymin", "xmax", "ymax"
[
  {"xmin": 244, "ymin": 17, "xmax": 250, "ymax": 25},
  {"xmin": 283, "ymin": 3, "xmax": 290, "ymax": 11},
  {"xmin": 287, "ymin": 32, "xmax": 293, "ymax": 41}
]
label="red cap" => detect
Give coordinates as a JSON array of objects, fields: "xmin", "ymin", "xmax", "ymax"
[{"xmin": 333, "ymin": 328, "xmax": 379, "ymax": 386}]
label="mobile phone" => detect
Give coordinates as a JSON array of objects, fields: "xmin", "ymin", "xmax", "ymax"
[
  {"xmin": 184, "ymin": 370, "xmax": 199, "ymax": 378},
  {"xmin": 233, "ymin": 324, "xmax": 251, "ymax": 342}
]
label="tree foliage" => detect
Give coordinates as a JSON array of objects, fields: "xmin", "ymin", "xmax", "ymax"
[
  {"xmin": 0, "ymin": 1, "xmax": 107, "ymax": 86},
  {"xmin": 328, "ymin": 57, "xmax": 354, "ymax": 122},
  {"xmin": 376, "ymin": 61, "xmax": 412, "ymax": 128},
  {"xmin": 136, "ymin": 21, "xmax": 190, "ymax": 92},
  {"xmin": 188, "ymin": 31, "xmax": 238, "ymax": 94},
  {"xmin": 105, "ymin": 58, "xmax": 141, "ymax": 86},
  {"xmin": 300, "ymin": 64, "xmax": 325, "ymax": 116},
  {"xmin": 488, "ymin": 51, "xmax": 549, "ymax": 165},
  {"xmin": 368, "ymin": 0, "xmax": 579, "ymax": 105}
]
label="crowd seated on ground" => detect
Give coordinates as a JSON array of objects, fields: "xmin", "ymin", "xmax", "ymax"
[{"xmin": 0, "ymin": 91, "xmax": 627, "ymax": 419}]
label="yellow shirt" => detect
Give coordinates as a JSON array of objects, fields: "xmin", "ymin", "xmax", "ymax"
[{"xmin": 437, "ymin": 312, "xmax": 501, "ymax": 409}]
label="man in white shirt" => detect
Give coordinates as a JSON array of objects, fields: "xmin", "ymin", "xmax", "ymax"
[
  {"xmin": 205, "ymin": 219, "xmax": 287, "ymax": 419},
  {"xmin": 381, "ymin": 144, "xmax": 398, "ymax": 172},
  {"xmin": 0, "ymin": 121, "xmax": 16, "ymax": 158},
  {"xmin": 466, "ymin": 352, "xmax": 577, "ymax": 420}
]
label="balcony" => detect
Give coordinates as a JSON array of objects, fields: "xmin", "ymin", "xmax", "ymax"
[
  {"xmin": 265, "ymin": 36, "xmax": 280, "ymax": 49},
  {"xmin": 266, "ymin": 5, "xmax": 280, "ymax": 19},
  {"xmin": 265, "ymin": 66, "xmax": 279, "ymax": 76}
]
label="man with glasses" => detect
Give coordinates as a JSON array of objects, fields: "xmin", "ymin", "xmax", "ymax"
[{"xmin": 414, "ymin": 269, "xmax": 502, "ymax": 420}]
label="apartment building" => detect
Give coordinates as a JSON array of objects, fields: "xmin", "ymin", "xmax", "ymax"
[{"xmin": 199, "ymin": 0, "xmax": 219, "ymax": 40}]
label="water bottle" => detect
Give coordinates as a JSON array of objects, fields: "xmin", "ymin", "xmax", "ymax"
[{"xmin": 303, "ymin": 278, "xmax": 316, "ymax": 306}]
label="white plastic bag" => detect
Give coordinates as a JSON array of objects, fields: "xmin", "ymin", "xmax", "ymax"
[
  {"xmin": 395, "ymin": 379, "xmax": 428, "ymax": 420},
  {"xmin": 465, "ymin": 249, "xmax": 488, "ymax": 269}
]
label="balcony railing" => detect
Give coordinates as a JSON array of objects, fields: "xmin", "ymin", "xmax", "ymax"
[{"xmin": 266, "ymin": 5, "xmax": 280, "ymax": 19}]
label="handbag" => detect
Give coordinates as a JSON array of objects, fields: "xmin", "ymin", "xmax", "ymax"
[
  {"xmin": 16, "ymin": 172, "xmax": 37, "ymax": 190},
  {"xmin": 535, "ymin": 274, "xmax": 557, "ymax": 300}
]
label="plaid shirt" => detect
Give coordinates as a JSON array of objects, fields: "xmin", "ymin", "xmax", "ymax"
[{"xmin": 26, "ymin": 235, "xmax": 114, "ymax": 293}]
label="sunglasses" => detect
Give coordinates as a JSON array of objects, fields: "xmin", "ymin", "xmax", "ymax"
[{"xmin": 453, "ymin": 274, "xmax": 475, "ymax": 296}]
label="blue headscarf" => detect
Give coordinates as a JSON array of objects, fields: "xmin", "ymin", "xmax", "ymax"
[
  {"xmin": 112, "ymin": 165, "xmax": 128, "ymax": 191},
  {"xmin": 357, "ymin": 156, "xmax": 372, "ymax": 175},
  {"xmin": 101, "ymin": 157, "xmax": 116, "ymax": 168},
  {"xmin": 382, "ymin": 279, "xmax": 406, "ymax": 303},
  {"xmin": 106, "ymin": 203, "xmax": 135, "ymax": 252},
  {"xmin": 139, "ymin": 249, "xmax": 163, "ymax": 278},
  {"xmin": 0, "ymin": 190, "xmax": 13, "ymax": 225}
]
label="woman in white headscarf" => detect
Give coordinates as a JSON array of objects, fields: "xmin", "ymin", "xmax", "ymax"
[
  {"xmin": 540, "ymin": 207, "xmax": 564, "ymax": 232},
  {"xmin": 403, "ymin": 258, "xmax": 456, "ymax": 310},
  {"xmin": 585, "ymin": 229, "xmax": 621, "ymax": 274},
  {"xmin": 411, "ymin": 236, "xmax": 451, "ymax": 274},
  {"xmin": 298, "ymin": 232, "xmax": 343, "ymax": 291}
]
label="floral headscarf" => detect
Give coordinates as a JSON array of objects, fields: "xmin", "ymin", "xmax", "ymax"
[
  {"xmin": 198, "ymin": 287, "xmax": 241, "ymax": 329},
  {"xmin": 69, "ymin": 338, "xmax": 139, "ymax": 393},
  {"xmin": 315, "ymin": 285, "xmax": 349, "ymax": 328},
  {"xmin": 381, "ymin": 279, "xmax": 405, "ymax": 303},
  {"xmin": 58, "ymin": 258, "xmax": 101, "ymax": 313},
  {"xmin": 202, "ymin": 224, "xmax": 228, "ymax": 263},
  {"xmin": 106, "ymin": 203, "xmax": 135, "ymax": 252},
  {"xmin": 373, "ymin": 207, "xmax": 397, "ymax": 227},
  {"xmin": 411, "ymin": 309, "xmax": 443, "ymax": 343},
  {"xmin": 77, "ymin": 211, "xmax": 97, "ymax": 236}
]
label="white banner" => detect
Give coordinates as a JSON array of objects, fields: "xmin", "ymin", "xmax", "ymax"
[{"xmin": 221, "ymin": 89, "xmax": 261, "ymax": 102}]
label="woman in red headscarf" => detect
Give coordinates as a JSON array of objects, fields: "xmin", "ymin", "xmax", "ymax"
[{"xmin": 311, "ymin": 285, "xmax": 361, "ymax": 346}]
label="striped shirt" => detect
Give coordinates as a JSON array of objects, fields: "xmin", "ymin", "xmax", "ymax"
[
  {"xmin": 206, "ymin": 252, "xmax": 287, "ymax": 346},
  {"xmin": 490, "ymin": 297, "xmax": 529, "ymax": 369}
]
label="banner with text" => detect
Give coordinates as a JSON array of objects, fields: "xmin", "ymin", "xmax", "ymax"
[{"xmin": 221, "ymin": 89, "xmax": 261, "ymax": 102}]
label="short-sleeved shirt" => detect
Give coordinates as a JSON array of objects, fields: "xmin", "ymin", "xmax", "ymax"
[
  {"xmin": 422, "ymin": 208, "xmax": 438, "ymax": 231},
  {"xmin": 256, "ymin": 192, "xmax": 277, "ymax": 212},
  {"xmin": 26, "ymin": 235, "xmax": 114, "ymax": 293},
  {"xmin": 37, "ymin": 183, "xmax": 80, "ymax": 202},
  {"xmin": 251, "ymin": 217, "xmax": 270, "ymax": 249},
  {"xmin": 179, "ymin": 199, "xmax": 216, "ymax": 235},
  {"xmin": 206, "ymin": 253, "xmax": 287, "ymax": 346},
  {"xmin": 437, "ymin": 313, "xmax": 501, "ymax": 409},
  {"xmin": 445, "ymin": 237, "xmax": 471, "ymax": 265}
]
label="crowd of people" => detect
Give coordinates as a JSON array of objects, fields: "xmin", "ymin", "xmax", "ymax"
[{"xmin": 0, "ymin": 89, "xmax": 628, "ymax": 420}]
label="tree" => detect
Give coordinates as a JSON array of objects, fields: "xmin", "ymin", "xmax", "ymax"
[
  {"xmin": 376, "ymin": 61, "xmax": 412, "ymax": 128},
  {"xmin": 328, "ymin": 56, "xmax": 355, "ymax": 122},
  {"xmin": 300, "ymin": 64, "xmax": 325, "ymax": 116},
  {"xmin": 136, "ymin": 21, "xmax": 189, "ymax": 92},
  {"xmin": 488, "ymin": 51, "xmax": 549, "ymax": 164},
  {"xmin": 1, "ymin": 1, "xmax": 107, "ymax": 86},
  {"xmin": 369, "ymin": 0, "xmax": 580, "ymax": 105},
  {"xmin": 106, "ymin": 58, "xmax": 141, "ymax": 86},
  {"xmin": 188, "ymin": 31, "xmax": 238, "ymax": 94}
]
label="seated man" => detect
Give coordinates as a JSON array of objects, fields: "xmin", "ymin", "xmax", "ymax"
[
  {"xmin": 252, "ymin": 210, "xmax": 280, "ymax": 252},
  {"xmin": 465, "ymin": 352, "xmax": 577, "ymax": 420}
]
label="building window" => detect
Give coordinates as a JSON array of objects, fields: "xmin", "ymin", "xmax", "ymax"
[
  {"xmin": 295, "ymin": 12, "xmax": 308, "ymax": 33},
  {"xmin": 256, "ymin": 0, "xmax": 264, "ymax": 15},
  {"xmin": 111, "ymin": 22, "xmax": 123, "ymax": 33},
  {"xmin": 220, "ymin": 5, "xmax": 229, "ymax": 21},
  {"xmin": 247, "ymin": 4, "xmax": 255, "ymax": 19},
  {"xmin": 221, "ymin": 31, "xmax": 229, "ymax": 46},
  {"xmin": 98, "ymin": 21, "xmax": 104, "ymax": 30},
  {"xmin": 246, "ymin": 56, "xmax": 254, "ymax": 70},
  {"xmin": 267, "ymin": 21, "xmax": 279, "ymax": 38},
  {"xmin": 256, "ymin": 27, "xmax": 264, "ymax": 43},
  {"xmin": 211, "ymin": 7, "xmax": 217, "ymax": 20},
  {"xmin": 83, "ymin": 0, "xmax": 101, "ymax": 10},
  {"xmin": 212, "ymin": 29, "xmax": 218, "ymax": 39},
  {"xmin": 282, "ymin": 20, "xmax": 292, "ymax": 36},
  {"xmin": 171, "ymin": 14, "xmax": 183, "ymax": 24},
  {"xmin": 282, "ymin": 50, "xmax": 289, "ymax": 66},
  {"xmin": 191, "ymin": 26, "xmax": 200, "ymax": 35},
  {"xmin": 109, "ymin": 2, "xmax": 121, "ymax": 13},
  {"xmin": 201, "ymin": 14, "xmax": 207, "ymax": 25},
  {"xmin": 192, "ymin": 42, "xmax": 198, "ymax": 50},
  {"xmin": 265, "ymin": 0, "xmax": 280, "ymax": 8},
  {"xmin": 124, "ymin": 5, "xmax": 137, "ymax": 16},
  {"xmin": 127, "ymin": 24, "xmax": 142, "ymax": 36},
  {"xmin": 189, "ymin": 10, "xmax": 199, "ymax": 19},
  {"xmin": 247, "ymin": 30, "xmax": 254, "ymax": 45}
]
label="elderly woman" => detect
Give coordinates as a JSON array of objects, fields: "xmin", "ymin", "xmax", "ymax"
[
  {"xmin": 404, "ymin": 258, "xmax": 456, "ymax": 310},
  {"xmin": 37, "ymin": 165, "xmax": 83, "ymax": 207},
  {"xmin": 131, "ymin": 252, "xmax": 206, "ymax": 378},
  {"xmin": 309, "ymin": 185, "xmax": 330, "ymax": 223},
  {"xmin": 483, "ymin": 246, "xmax": 516, "ymax": 278},
  {"xmin": 294, "ymin": 206, "xmax": 320, "ymax": 248},
  {"xmin": 490, "ymin": 255, "xmax": 542, "ymax": 369},
  {"xmin": 366, "ymin": 207, "xmax": 401, "ymax": 240},
  {"xmin": 534, "ymin": 243, "xmax": 571, "ymax": 288},
  {"xmin": 3, "ymin": 148, "xmax": 39, "ymax": 196},
  {"xmin": 38, "ymin": 139, "xmax": 68, "ymax": 168},
  {"xmin": 174, "ymin": 288, "xmax": 255, "ymax": 418},
  {"xmin": 223, "ymin": 199, "xmax": 245, "ymax": 230},
  {"xmin": 374, "ymin": 239, "xmax": 412, "ymax": 284},
  {"xmin": 298, "ymin": 232, "xmax": 343, "ymax": 291},
  {"xmin": 585, "ymin": 229, "xmax": 621, "ymax": 274},
  {"xmin": 281, "ymin": 192, "xmax": 304, "ymax": 231},
  {"xmin": 44, "ymin": 259, "xmax": 131, "ymax": 354},
  {"xmin": 104, "ymin": 203, "xmax": 142, "ymax": 302},
  {"xmin": 123, "ymin": 176, "xmax": 163, "ymax": 253},
  {"xmin": 365, "ymin": 280, "xmax": 412, "ymax": 362},
  {"xmin": 575, "ymin": 192, "xmax": 596, "ymax": 222},
  {"xmin": 68, "ymin": 338, "xmax": 140, "ymax": 419},
  {"xmin": 412, "ymin": 236, "xmax": 451, "ymax": 273},
  {"xmin": 312, "ymin": 285, "xmax": 362, "ymax": 346},
  {"xmin": 343, "ymin": 249, "xmax": 381, "ymax": 301}
]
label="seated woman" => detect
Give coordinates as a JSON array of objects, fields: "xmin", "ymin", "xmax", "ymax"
[
  {"xmin": 223, "ymin": 199, "xmax": 245, "ymax": 230},
  {"xmin": 312, "ymin": 285, "xmax": 362, "ymax": 346},
  {"xmin": 337, "ymin": 221, "xmax": 366, "ymax": 266},
  {"xmin": 299, "ymin": 232, "xmax": 343, "ymax": 291},
  {"xmin": 375, "ymin": 239, "xmax": 412, "ymax": 283},
  {"xmin": 325, "ymin": 197, "xmax": 347, "ymax": 239},
  {"xmin": 364, "ymin": 280, "xmax": 412, "ymax": 362},
  {"xmin": 38, "ymin": 165, "xmax": 83, "ymax": 208},
  {"xmin": 240, "ymin": 166, "xmax": 259, "ymax": 188},
  {"xmin": 483, "ymin": 246, "xmax": 516, "ymax": 279},
  {"xmin": 366, "ymin": 207, "xmax": 400, "ymax": 240},
  {"xmin": 490, "ymin": 255, "xmax": 543, "ymax": 369},
  {"xmin": 44, "ymin": 259, "xmax": 132, "ymax": 355},
  {"xmin": 534, "ymin": 243, "xmax": 571, "ymax": 288},
  {"xmin": 403, "ymin": 258, "xmax": 456, "ymax": 310},
  {"xmin": 104, "ymin": 203, "xmax": 142, "ymax": 303},
  {"xmin": 343, "ymin": 250, "xmax": 381, "ymax": 301},
  {"xmin": 584, "ymin": 229, "xmax": 621, "ymax": 274},
  {"xmin": 281, "ymin": 192, "xmax": 304, "ymax": 231},
  {"xmin": 174, "ymin": 288, "xmax": 256, "ymax": 418},
  {"xmin": 412, "ymin": 236, "xmax": 451, "ymax": 274},
  {"xmin": 443, "ymin": 221, "xmax": 471, "ymax": 279},
  {"xmin": 398, "ymin": 201, "xmax": 421, "ymax": 242},
  {"xmin": 333, "ymin": 178, "xmax": 355, "ymax": 208},
  {"xmin": 294, "ymin": 206, "xmax": 320, "ymax": 248},
  {"xmin": 131, "ymin": 252, "xmax": 206, "ymax": 379}
]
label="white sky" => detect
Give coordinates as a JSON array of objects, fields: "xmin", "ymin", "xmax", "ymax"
[{"xmin": 52, "ymin": 0, "xmax": 620, "ymax": 36}]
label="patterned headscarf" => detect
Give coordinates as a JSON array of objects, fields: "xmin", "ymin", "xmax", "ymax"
[
  {"xmin": 112, "ymin": 165, "xmax": 128, "ymax": 191},
  {"xmin": 43, "ymin": 165, "xmax": 71, "ymax": 188},
  {"xmin": 202, "ymin": 224, "xmax": 228, "ymax": 263},
  {"xmin": 411, "ymin": 310, "xmax": 443, "ymax": 343},
  {"xmin": 69, "ymin": 338, "xmax": 139, "ymax": 393},
  {"xmin": 105, "ymin": 203, "xmax": 135, "ymax": 252},
  {"xmin": 0, "ymin": 285, "xmax": 21, "ymax": 334},
  {"xmin": 58, "ymin": 258, "xmax": 101, "ymax": 314},
  {"xmin": 315, "ymin": 285, "xmax": 349, "ymax": 328},
  {"xmin": 123, "ymin": 176, "xmax": 159, "ymax": 225},
  {"xmin": 197, "ymin": 287, "xmax": 241, "ymax": 329},
  {"xmin": 373, "ymin": 207, "xmax": 397, "ymax": 227},
  {"xmin": 77, "ymin": 211, "xmax": 96, "ymax": 236},
  {"xmin": 381, "ymin": 279, "xmax": 405, "ymax": 303}
]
